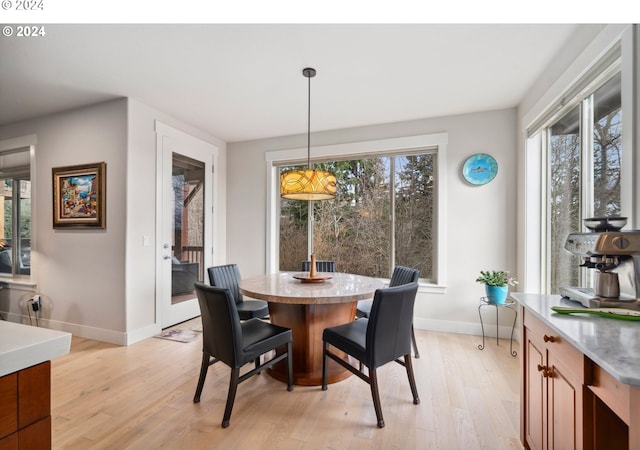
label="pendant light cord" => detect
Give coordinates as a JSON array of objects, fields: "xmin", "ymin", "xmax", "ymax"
[{"xmin": 307, "ymin": 71, "xmax": 311, "ymax": 169}]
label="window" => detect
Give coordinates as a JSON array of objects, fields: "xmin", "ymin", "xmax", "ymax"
[
  {"xmin": 0, "ymin": 147, "xmax": 31, "ymax": 276},
  {"xmin": 545, "ymin": 72, "xmax": 622, "ymax": 293},
  {"xmin": 268, "ymin": 133, "xmax": 447, "ymax": 286}
]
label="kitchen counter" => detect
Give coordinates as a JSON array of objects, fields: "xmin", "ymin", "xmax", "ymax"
[
  {"xmin": 0, "ymin": 321, "xmax": 71, "ymax": 377},
  {"xmin": 1, "ymin": 321, "xmax": 71, "ymax": 449},
  {"xmin": 511, "ymin": 292, "xmax": 640, "ymax": 386}
]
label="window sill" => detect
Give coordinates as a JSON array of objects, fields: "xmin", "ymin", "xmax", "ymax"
[
  {"xmin": 0, "ymin": 276, "xmax": 37, "ymax": 290},
  {"xmin": 418, "ymin": 282, "xmax": 446, "ymax": 294},
  {"xmin": 376, "ymin": 278, "xmax": 446, "ymax": 295}
]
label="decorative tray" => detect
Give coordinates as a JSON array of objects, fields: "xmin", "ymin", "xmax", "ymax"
[{"xmin": 293, "ymin": 274, "xmax": 333, "ymax": 283}]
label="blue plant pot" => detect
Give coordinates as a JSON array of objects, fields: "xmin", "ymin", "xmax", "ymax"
[{"xmin": 485, "ymin": 285, "xmax": 508, "ymax": 304}]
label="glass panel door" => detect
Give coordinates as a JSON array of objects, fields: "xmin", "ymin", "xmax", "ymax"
[
  {"xmin": 170, "ymin": 153, "xmax": 205, "ymax": 304},
  {"xmin": 160, "ymin": 133, "xmax": 213, "ymax": 328}
]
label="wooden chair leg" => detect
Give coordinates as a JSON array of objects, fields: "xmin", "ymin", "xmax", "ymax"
[
  {"xmin": 286, "ymin": 342, "xmax": 293, "ymax": 391},
  {"xmin": 222, "ymin": 368, "xmax": 240, "ymax": 428},
  {"xmin": 369, "ymin": 368, "xmax": 385, "ymax": 428},
  {"xmin": 411, "ymin": 325, "xmax": 420, "ymax": 358},
  {"xmin": 193, "ymin": 353, "xmax": 210, "ymax": 403},
  {"xmin": 404, "ymin": 354, "xmax": 420, "ymax": 405},
  {"xmin": 321, "ymin": 341, "xmax": 328, "ymax": 391}
]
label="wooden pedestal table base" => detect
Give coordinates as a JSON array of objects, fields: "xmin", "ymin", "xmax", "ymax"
[{"xmin": 268, "ymin": 301, "xmax": 356, "ymax": 385}]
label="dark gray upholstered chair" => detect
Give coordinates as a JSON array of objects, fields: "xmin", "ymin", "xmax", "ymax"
[
  {"xmin": 207, "ymin": 264, "xmax": 269, "ymax": 320},
  {"xmin": 301, "ymin": 260, "xmax": 336, "ymax": 273},
  {"xmin": 356, "ymin": 265, "xmax": 420, "ymax": 358},
  {"xmin": 322, "ymin": 282, "xmax": 420, "ymax": 428},
  {"xmin": 192, "ymin": 283, "xmax": 293, "ymax": 428}
]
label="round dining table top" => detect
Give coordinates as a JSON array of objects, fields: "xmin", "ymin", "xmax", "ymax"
[{"xmin": 238, "ymin": 271, "xmax": 384, "ymax": 305}]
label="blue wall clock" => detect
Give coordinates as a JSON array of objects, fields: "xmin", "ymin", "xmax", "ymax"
[{"xmin": 462, "ymin": 153, "xmax": 498, "ymax": 185}]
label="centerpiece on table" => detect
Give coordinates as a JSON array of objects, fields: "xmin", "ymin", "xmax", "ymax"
[{"xmin": 475, "ymin": 270, "xmax": 518, "ymax": 304}]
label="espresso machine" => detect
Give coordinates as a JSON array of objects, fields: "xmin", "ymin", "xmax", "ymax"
[{"xmin": 560, "ymin": 218, "xmax": 640, "ymax": 309}]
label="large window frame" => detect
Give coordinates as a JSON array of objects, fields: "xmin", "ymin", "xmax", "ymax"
[
  {"xmin": 265, "ymin": 133, "xmax": 448, "ymax": 292},
  {"xmin": 520, "ymin": 37, "xmax": 638, "ymax": 294},
  {"xmin": 0, "ymin": 134, "xmax": 36, "ymax": 283}
]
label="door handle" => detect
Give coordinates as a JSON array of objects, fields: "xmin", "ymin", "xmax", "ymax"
[{"xmin": 163, "ymin": 255, "xmax": 172, "ymax": 260}]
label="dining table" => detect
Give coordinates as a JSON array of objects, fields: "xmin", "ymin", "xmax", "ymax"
[{"xmin": 238, "ymin": 271, "xmax": 384, "ymax": 386}]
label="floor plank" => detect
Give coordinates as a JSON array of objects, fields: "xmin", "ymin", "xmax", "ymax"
[{"xmin": 51, "ymin": 318, "xmax": 523, "ymax": 449}]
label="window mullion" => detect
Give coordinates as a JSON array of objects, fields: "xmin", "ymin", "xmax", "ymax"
[
  {"xmin": 582, "ymin": 97, "xmax": 595, "ymax": 222},
  {"xmin": 12, "ymin": 177, "xmax": 20, "ymax": 275},
  {"xmin": 389, "ymin": 157, "xmax": 395, "ymax": 276}
]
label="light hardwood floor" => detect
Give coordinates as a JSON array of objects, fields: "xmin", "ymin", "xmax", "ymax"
[{"xmin": 51, "ymin": 318, "xmax": 523, "ymax": 449}]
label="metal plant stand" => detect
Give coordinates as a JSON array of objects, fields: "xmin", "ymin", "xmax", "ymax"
[{"xmin": 477, "ymin": 296, "xmax": 517, "ymax": 357}]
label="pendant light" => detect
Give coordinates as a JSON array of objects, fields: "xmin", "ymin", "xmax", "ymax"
[{"xmin": 280, "ymin": 67, "xmax": 336, "ymax": 200}]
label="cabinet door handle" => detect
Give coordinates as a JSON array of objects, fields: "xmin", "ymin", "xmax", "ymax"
[
  {"xmin": 537, "ymin": 364, "xmax": 550, "ymax": 377},
  {"xmin": 543, "ymin": 335, "xmax": 556, "ymax": 343}
]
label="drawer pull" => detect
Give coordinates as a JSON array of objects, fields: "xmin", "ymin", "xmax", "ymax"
[
  {"xmin": 543, "ymin": 335, "xmax": 556, "ymax": 343},
  {"xmin": 537, "ymin": 364, "xmax": 551, "ymax": 377}
]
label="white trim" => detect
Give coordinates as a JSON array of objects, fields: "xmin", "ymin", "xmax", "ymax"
[
  {"xmin": 4, "ymin": 313, "xmax": 129, "ymax": 346},
  {"xmin": 265, "ymin": 133, "xmax": 448, "ymax": 288},
  {"xmin": 523, "ymin": 133, "xmax": 543, "ymax": 293},
  {"xmin": 0, "ymin": 135, "xmax": 37, "ymax": 284},
  {"xmin": 522, "ymin": 24, "xmax": 629, "ymax": 133},
  {"xmin": 620, "ymin": 26, "xmax": 637, "ymax": 228},
  {"xmin": 0, "ymin": 134, "xmax": 37, "ymax": 152},
  {"xmin": 154, "ymin": 121, "xmax": 219, "ymax": 327}
]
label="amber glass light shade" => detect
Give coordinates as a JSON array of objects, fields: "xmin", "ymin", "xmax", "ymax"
[{"xmin": 280, "ymin": 169, "xmax": 336, "ymax": 200}]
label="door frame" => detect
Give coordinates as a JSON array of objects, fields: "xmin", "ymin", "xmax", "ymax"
[{"xmin": 154, "ymin": 121, "xmax": 218, "ymax": 328}]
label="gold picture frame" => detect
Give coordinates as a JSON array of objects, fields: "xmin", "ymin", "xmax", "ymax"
[{"xmin": 52, "ymin": 162, "xmax": 106, "ymax": 229}]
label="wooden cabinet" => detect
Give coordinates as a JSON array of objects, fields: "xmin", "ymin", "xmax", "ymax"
[
  {"xmin": 522, "ymin": 311, "xmax": 586, "ymax": 450},
  {"xmin": 0, "ymin": 362, "xmax": 51, "ymax": 450}
]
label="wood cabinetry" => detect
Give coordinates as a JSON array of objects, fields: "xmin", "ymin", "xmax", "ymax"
[
  {"xmin": 0, "ymin": 362, "xmax": 51, "ymax": 450},
  {"xmin": 522, "ymin": 311, "xmax": 586, "ymax": 450}
]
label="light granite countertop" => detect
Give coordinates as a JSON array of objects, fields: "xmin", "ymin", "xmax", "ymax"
[
  {"xmin": 0, "ymin": 320, "xmax": 71, "ymax": 377},
  {"xmin": 511, "ymin": 293, "xmax": 640, "ymax": 386}
]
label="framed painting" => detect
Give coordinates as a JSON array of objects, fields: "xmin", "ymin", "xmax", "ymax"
[{"xmin": 52, "ymin": 162, "xmax": 106, "ymax": 229}]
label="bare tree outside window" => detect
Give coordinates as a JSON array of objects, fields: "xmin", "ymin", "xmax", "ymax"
[
  {"xmin": 549, "ymin": 105, "xmax": 581, "ymax": 293},
  {"xmin": 547, "ymin": 73, "xmax": 621, "ymax": 294},
  {"xmin": 279, "ymin": 151, "xmax": 436, "ymax": 281}
]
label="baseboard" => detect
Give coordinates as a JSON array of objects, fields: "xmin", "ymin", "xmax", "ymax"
[
  {"xmin": 3, "ymin": 313, "xmax": 128, "ymax": 345},
  {"xmin": 125, "ymin": 323, "xmax": 162, "ymax": 345},
  {"xmin": 414, "ymin": 317, "xmax": 521, "ymax": 342}
]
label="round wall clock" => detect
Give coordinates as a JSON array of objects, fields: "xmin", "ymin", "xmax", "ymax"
[{"xmin": 462, "ymin": 153, "xmax": 498, "ymax": 185}]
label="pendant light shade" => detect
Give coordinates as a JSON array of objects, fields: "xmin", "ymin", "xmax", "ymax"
[{"xmin": 280, "ymin": 68, "xmax": 336, "ymax": 201}]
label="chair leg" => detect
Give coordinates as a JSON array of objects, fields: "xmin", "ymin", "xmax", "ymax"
[
  {"xmin": 222, "ymin": 367, "xmax": 240, "ymax": 428},
  {"xmin": 321, "ymin": 341, "xmax": 328, "ymax": 391},
  {"xmin": 404, "ymin": 354, "xmax": 420, "ymax": 405},
  {"xmin": 369, "ymin": 368, "xmax": 385, "ymax": 428},
  {"xmin": 411, "ymin": 325, "xmax": 420, "ymax": 358},
  {"xmin": 193, "ymin": 353, "xmax": 210, "ymax": 403},
  {"xmin": 286, "ymin": 341, "xmax": 293, "ymax": 392}
]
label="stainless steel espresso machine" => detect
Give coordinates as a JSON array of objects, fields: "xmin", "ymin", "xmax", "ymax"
[{"xmin": 560, "ymin": 218, "xmax": 640, "ymax": 310}]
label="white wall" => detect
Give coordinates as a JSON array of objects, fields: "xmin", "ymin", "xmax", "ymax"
[
  {"xmin": 0, "ymin": 99, "xmax": 128, "ymax": 342},
  {"xmin": 228, "ymin": 108, "xmax": 518, "ymax": 337},
  {"xmin": 0, "ymin": 98, "xmax": 227, "ymax": 345}
]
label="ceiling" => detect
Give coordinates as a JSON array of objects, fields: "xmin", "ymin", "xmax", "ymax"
[{"xmin": 0, "ymin": 24, "xmax": 580, "ymax": 143}]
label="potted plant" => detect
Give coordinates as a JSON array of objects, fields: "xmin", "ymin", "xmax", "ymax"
[{"xmin": 476, "ymin": 270, "xmax": 518, "ymax": 304}]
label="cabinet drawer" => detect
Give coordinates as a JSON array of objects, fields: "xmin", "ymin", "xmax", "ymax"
[
  {"xmin": 17, "ymin": 362, "xmax": 50, "ymax": 429},
  {"xmin": 0, "ymin": 373, "xmax": 17, "ymax": 439},
  {"xmin": 524, "ymin": 311, "xmax": 585, "ymax": 383}
]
